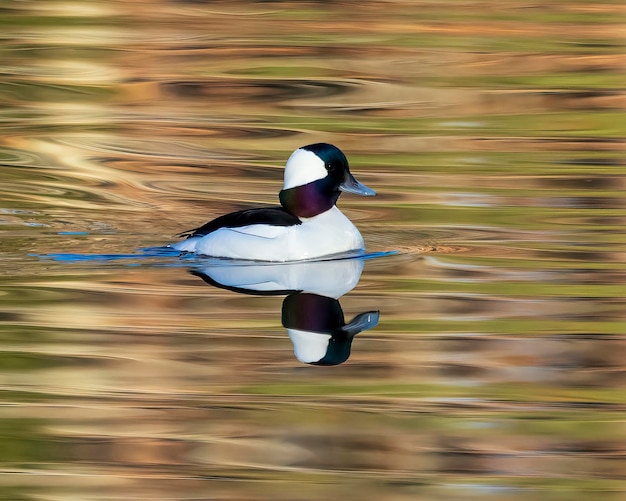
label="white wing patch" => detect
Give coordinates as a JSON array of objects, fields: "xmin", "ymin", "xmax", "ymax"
[
  {"xmin": 171, "ymin": 236, "xmax": 201, "ymax": 252},
  {"xmin": 229, "ymin": 224, "xmax": 288, "ymax": 239}
]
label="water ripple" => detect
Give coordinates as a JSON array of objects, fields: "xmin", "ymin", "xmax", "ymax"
[
  {"xmin": 161, "ymin": 78, "xmax": 355, "ymax": 103},
  {"xmin": 0, "ymin": 146, "xmax": 47, "ymax": 166},
  {"xmin": 1, "ymin": 3, "xmax": 624, "ymax": 500}
]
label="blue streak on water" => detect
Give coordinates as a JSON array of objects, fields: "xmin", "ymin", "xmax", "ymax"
[
  {"xmin": 33, "ymin": 248, "xmax": 398, "ymax": 267},
  {"xmin": 32, "ymin": 246, "xmax": 182, "ymax": 264}
]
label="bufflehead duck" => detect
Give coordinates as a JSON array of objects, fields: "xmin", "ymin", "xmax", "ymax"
[{"xmin": 172, "ymin": 143, "xmax": 375, "ymax": 261}]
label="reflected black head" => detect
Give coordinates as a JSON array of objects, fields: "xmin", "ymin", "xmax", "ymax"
[
  {"xmin": 281, "ymin": 292, "xmax": 345, "ymax": 332},
  {"xmin": 310, "ymin": 337, "xmax": 354, "ymax": 366}
]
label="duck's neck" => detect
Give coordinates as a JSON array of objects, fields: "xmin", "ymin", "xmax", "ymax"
[{"xmin": 279, "ymin": 179, "xmax": 340, "ymax": 218}]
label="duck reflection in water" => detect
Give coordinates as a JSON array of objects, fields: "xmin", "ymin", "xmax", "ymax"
[{"xmin": 191, "ymin": 257, "xmax": 379, "ymax": 365}]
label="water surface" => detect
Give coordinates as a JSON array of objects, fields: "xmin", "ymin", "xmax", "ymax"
[{"xmin": 1, "ymin": 1, "xmax": 624, "ymax": 500}]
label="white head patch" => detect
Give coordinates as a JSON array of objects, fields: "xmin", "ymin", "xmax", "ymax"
[{"xmin": 283, "ymin": 148, "xmax": 328, "ymax": 190}]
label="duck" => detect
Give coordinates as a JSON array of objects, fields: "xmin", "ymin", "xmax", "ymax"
[{"xmin": 171, "ymin": 143, "xmax": 375, "ymax": 261}]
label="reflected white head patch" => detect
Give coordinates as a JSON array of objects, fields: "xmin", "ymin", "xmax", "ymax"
[{"xmin": 288, "ymin": 329, "xmax": 331, "ymax": 364}]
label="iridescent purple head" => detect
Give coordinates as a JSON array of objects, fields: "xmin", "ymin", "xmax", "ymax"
[{"xmin": 279, "ymin": 143, "xmax": 375, "ymax": 218}]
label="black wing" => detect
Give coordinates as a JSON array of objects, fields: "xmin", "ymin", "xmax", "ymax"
[{"xmin": 178, "ymin": 206, "xmax": 301, "ymax": 238}]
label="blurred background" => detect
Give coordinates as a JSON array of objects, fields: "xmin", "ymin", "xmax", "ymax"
[{"xmin": 0, "ymin": 1, "xmax": 624, "ymax": 500}]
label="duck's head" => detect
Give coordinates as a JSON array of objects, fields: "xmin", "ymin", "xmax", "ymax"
[{"xmin": 279, "ymin": 143, "xmax": 375, "ymax": 218}]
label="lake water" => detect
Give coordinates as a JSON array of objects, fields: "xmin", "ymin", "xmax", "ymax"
[{"xmin": 1, "ymin": 1, "xmax": 624, "ymax": 500}]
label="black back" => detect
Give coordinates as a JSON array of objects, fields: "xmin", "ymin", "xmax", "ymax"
[{"xmin": 179, "ymin": 206, "xmax": 301, "ymax": 238}]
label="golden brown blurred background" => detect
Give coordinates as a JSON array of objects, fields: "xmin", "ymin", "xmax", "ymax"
[{"xmin": 0, "ymin": 1, "xmax": 624, "ymax": 500}]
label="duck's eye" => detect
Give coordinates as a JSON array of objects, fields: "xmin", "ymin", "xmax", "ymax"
[{"xmin": 326, "ymin": 163, "xmax": 335, "ymax": 172}]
